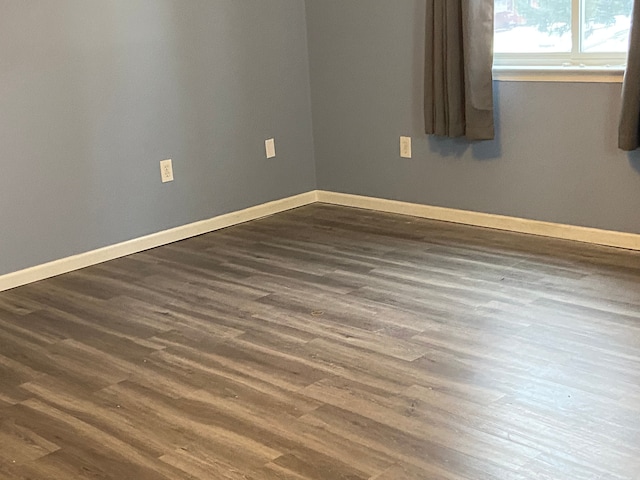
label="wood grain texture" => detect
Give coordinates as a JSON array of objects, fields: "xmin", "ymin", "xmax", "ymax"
[{"xmin": 1, "ymin": 204, "xmax": 640, "ymax": 479}]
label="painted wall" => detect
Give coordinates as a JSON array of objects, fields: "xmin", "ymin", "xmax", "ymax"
[
  {"xmin": 306, "ymin": 0, "xmax": 640, "ymax": 234},
  {"xmin": 3, "ymin": 0, "xmax": 639, "ymax": 277},
  {"xmin": 0, "ymin": 0, "xmax": 316, "ymax": 275}
]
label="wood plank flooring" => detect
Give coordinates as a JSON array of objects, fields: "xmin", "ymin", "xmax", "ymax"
[{"xmin": 1, "ymin": 203, "xmax": 640, "ymax": 479}]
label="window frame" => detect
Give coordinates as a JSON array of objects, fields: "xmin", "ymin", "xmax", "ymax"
[{"xmin": 493, "ymin": 0, "xmax": 629, "ymax": 79}]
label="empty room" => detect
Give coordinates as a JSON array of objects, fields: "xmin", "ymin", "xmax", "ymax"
[{"xmin": 2, "ymin": 1, "xmax": 640, "ymax": 479}]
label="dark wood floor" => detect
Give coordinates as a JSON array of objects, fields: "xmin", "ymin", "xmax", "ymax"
[{"xmin": 1, "ymin": 204, "xmax": 640, "ymax": 479}]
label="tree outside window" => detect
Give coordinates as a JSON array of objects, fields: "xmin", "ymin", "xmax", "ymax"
[{"xmin": 494, "ymin": 0, "xmax": 633, "ymax": 56}]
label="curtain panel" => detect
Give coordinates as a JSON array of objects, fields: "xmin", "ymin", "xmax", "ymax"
[
  {"xmin": 619, "ymin": 0, "xmax": 640, "ymax": 151},
  {"xmin": 424, "ymin": 1, "xmax": 495, "ymax": 141}
]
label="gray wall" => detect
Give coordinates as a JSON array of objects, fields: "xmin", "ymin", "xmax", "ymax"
[
  {"xmin": 4, "ymin": 1, "xmax": 640, "ymax": 277},
  {"xmin": 0, "ymin": 0, "xmax": 316, "ymax": 275},
  {"xmin": 306, "ymin": 0, "xmax": 640, "ymax": 234}
]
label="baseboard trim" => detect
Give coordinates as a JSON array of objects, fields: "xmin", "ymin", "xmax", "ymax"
[
  {"xmin": 2, "ymin": 189, "xmax": 638, "ymax": 292},
  {"xmin": 316, "ymin": 191, "xmax": 640, "ymax": 251},
  {"xmin": 0, "ymin": 191, "xmax": 318, "ymax": 293}
]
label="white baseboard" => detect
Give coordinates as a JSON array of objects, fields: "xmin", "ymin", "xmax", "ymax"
[
  {"xmin": 316, "ymin": 191, "xmax": 640, "ymax": 251},
  {"xmin": 0, "ymin": 191, "xmax": 318, "ymax": 293},
  {"xmin": 2, "ymin": 189, "xmax": 638, "ymax": 292}
]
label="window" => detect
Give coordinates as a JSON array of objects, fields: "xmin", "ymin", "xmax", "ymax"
[{"xmin": 494, "ymin": 0, "xmax": 632, "ymax": 67}]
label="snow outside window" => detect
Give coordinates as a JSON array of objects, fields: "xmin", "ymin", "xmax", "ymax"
[{"xmin": 494, "ymin": 0, "xmax": 632, "ymax": 67}]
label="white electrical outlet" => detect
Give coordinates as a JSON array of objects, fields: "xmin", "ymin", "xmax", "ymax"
[
  {"xmin": 400, "ymin": 136, "xmax": 412, "ymax": 159},
  {"xmin": 160, "ymin": 159, "xmax": 174, "ymax": 183},
  {"xmin": 265, "ymin": 138, "xmax": 276, "ymax": 159}
]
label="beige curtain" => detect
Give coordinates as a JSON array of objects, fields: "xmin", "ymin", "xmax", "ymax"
[
  {"xmin": 424, "ymin": 1, "xmax": 495, "ymax": 141},
  {"xmin": 619, "ymin": 1, "xmax": 640, "ymax": 151}
]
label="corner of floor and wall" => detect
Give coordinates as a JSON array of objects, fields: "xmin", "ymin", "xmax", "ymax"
[
  {"xmin": 2, "ymin": 1, "xmax": 640, "ymax": 293},
  {"xmin": 0, "ymin": 1, "xmax": 317, "ymax": 289}
]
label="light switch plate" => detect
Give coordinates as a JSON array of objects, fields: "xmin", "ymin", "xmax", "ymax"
[{"xmin": 265, "ymin": 138, "xmax": 276, "ymax": 159}]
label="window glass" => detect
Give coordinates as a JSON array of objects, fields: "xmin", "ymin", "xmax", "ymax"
[
  {"xmin": 494, "ymin": 0, "xmax": 631, "ymax": 59},
  {"xmin": 582, "ymin": 0, "xmax": 632, "ymax": 52}
]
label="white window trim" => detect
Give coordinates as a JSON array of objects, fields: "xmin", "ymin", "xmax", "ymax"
[
  {"xmin": 493, "ymin": 65, "xmax": 625, "ymax": 83},
  {"xmin": 493, "ymin": 0, "xmax": 629, "ymax": 83}
]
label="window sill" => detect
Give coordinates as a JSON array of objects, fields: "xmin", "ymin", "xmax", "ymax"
[{"xmin": 493, "ymin": 65, "xmax": 625, "ymax": 83}]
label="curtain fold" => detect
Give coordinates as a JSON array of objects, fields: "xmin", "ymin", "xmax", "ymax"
[
  {"xmin": 619, "ymin": 0, "xmax": 640, "ymax": 151},
  {"xmin": 424, "ymin": 0, "xmax": 495, "ymax": 141}
]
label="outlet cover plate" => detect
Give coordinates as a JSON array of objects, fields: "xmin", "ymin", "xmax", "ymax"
[
  {"xmin": 400, "ymin": 136, "xmax": 412, "ymax": 159},
  {"xmin": 160, "ymin": 159, "xmax": 174, "ymax": 183}
]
